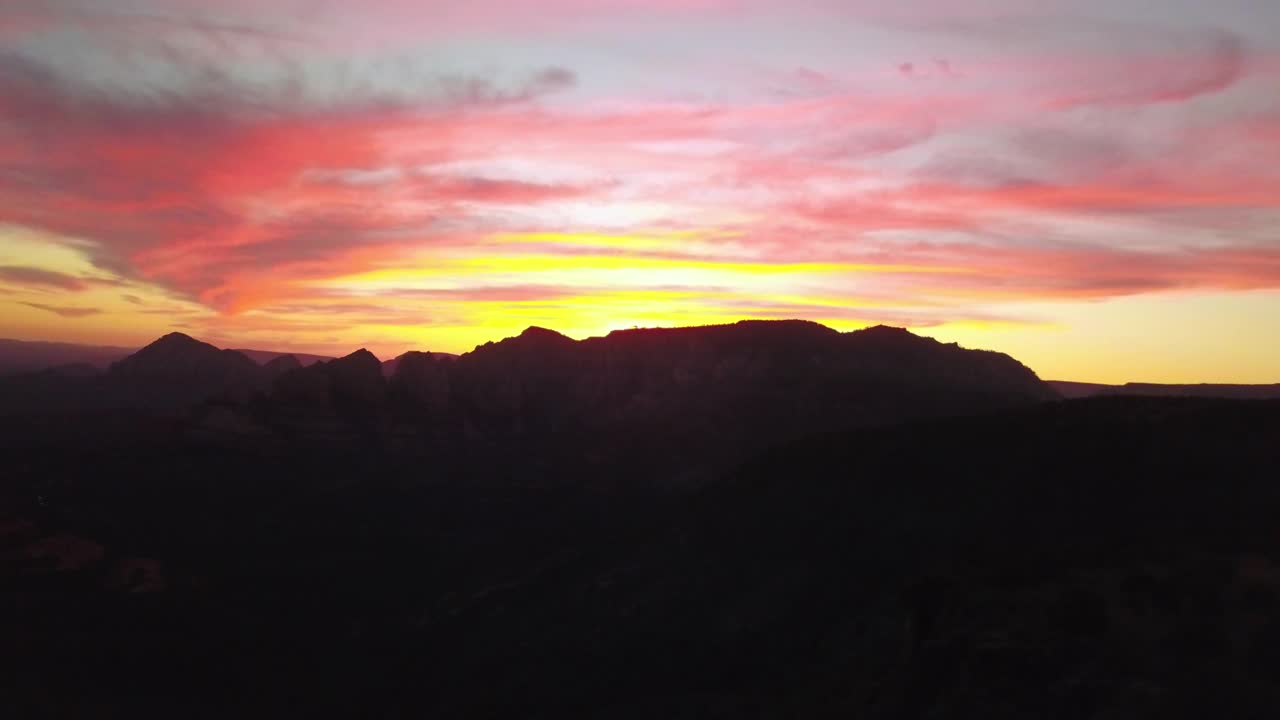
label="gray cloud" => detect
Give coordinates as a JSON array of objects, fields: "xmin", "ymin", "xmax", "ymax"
[
  {"xmin": 19, "ymin": 301, "xmax": 102, "ymax": 317},
  {"xmin": 0, "ymin": 265, "xmax": 89, "ymax": 291}
]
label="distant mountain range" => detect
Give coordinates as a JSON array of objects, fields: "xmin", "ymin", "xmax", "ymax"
[
  {"xmin": 0, "ymin": 336, "xmax": 334, "ymax": 376},
  {"xmin": 227, "ymin": 348, "xmax": 336, "ymax": 368},
  {"xmin": 9, "ymin": 322, "xmax": 1274, "ymax": 485},
  {"xmin": 1049, "ymin": 380, "xmax": 1280, "ymax": 400},
  {"xmin": 7, "ymin": 334, "xmax": 1274, "ymax": 400},
  {"xmin": 0, "ymin": 320, "xmax": 1057, "ymax": 486},
  {"xmin": 0, "ymin": 338, "xmax": 136, "ymax": 375}
]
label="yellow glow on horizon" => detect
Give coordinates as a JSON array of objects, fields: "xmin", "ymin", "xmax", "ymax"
[
  {"xmin": 318, "ymin": 248, "xmax": 964, "ymax": 303},
  {"xmin": 3, "ymin": 225, "xmax": 1277, "ymax": 384},
  {"xmin": 920, "ymin": 290, "xmax": 1280, "ymax": 384}
]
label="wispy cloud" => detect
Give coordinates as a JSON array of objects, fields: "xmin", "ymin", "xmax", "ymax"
[
  {"xmin": 19, "ymin": 301, "xmax": 102, "ymax": 318},
  {"xmin": 0, "ymin": 266, "xmax": 89, "ymax": 291}
]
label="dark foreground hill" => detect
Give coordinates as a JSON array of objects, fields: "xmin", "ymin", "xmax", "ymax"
[{"xmin": 2, "ymin": 397, "xmax": 1279, "ymax": 718}]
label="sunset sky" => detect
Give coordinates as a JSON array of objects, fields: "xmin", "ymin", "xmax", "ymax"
[{"xmin": 0, "ymin": 0, "xmax": 1277, "ymax": 383}]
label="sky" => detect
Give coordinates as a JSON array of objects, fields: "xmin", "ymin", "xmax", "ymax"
[{"xmin": 0, "ymin": 0, "xmax": 1277, "ymax": 383}]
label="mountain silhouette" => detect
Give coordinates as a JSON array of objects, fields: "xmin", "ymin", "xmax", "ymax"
[
  {"xmin": 232, "ymin": 348, "xmax": 333, "ymax": 367},
  {"xmin": 243, "ymin": 319, "xmax": 1058, "ymax": 484},
  {"xmin": 272, "ymin": 348, "xmax": 386, "ymax": 418},
  {"xmin": 388, "ymin": 351, "xmax": 454, "ymax": 410},
  {"xmin": 101, "ymin": 333, "xmax": 262, "ymax": 410},
  {"xmin": 0, "ymin": 319, "xmax": 1061, "ymax": 483},
  {"xmin": 109, "ymin": 332, "xmax": 258, "ymax": 380},
  {"xmin": 261, "ymin": 354, "xmax": 302, "ymax": 379},
  {"xmin": 2, "ymin": 322, "xmax": 1057, "ymax": 463},
  {"xmin": 0, "ymin": 336, "xmax": 335, "ymax": 378},
  {"xmin": 442, "ymin": 320, "xmax": 1055, "ymax": 433},
  {"xmin": 382, "ymin": 350, "xmax": 460, "ymax": 378}
]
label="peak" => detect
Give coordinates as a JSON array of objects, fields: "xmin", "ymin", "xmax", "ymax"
[
  {"xmin": 732, "ymin": 319, "xmax": 839, "ymax": 336},
  {"xmin": 499, "ymin": 326, "xmax": 576, "ymax": 348},
  {"xmin": 110, "ymin": 331, "xmax": 256, "ymax": 380},
  {"xmin": 342, "ymin": 348, "xmax": 380, "ymax": 362},
  {"xmin": 856, "ymin": 324, "xmax": 915, "ymax": 335},
  {"xmin": 128, "ymin": 332, "xmax": 222, "ymax": 358},
  {"xmin": 332, "ymin": 349, "xmax": 383, "ymax": 372},
  {"xmin": 846, "ymin": 325, "xmax": 930, "ymax": 343},
  {"xmin": 603, "ymin": 319, "xmax": 838, "ymax": 341},
  {"xmin": 736, "ymin": 319, "xmax": 828, "ymax": 329},
  {"xmin": 385, "ymin": 351, "xmax": 455, "ymax": 378},
  {"xmin": 150, "ymin": 332, "xmax": 203, "ymax": 347},
  {"xmin": 263, "ymin": 354, "xmax": 301, "ymax": 370},
  {"xmin": 395, "ymin": 350, "xmax": 452, "ymax": 362},
  {"xmin": 520, "ymin": 326, "xmax": 569, "ymax": 340}
]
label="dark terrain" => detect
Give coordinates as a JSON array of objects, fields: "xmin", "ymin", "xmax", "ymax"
[{"xmin": 2, "ymin": 321, "xmax": 1279, "ymax": 718}]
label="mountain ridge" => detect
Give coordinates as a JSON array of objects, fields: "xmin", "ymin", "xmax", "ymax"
[{"xmin": 2, "ymin": 320, "xmax": 1060, "ymax": 486}]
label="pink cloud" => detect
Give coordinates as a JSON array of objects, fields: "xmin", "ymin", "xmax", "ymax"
[{"xmin": 1043, "ymin": 31, "xmax": 1245, "ymax": 109}]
